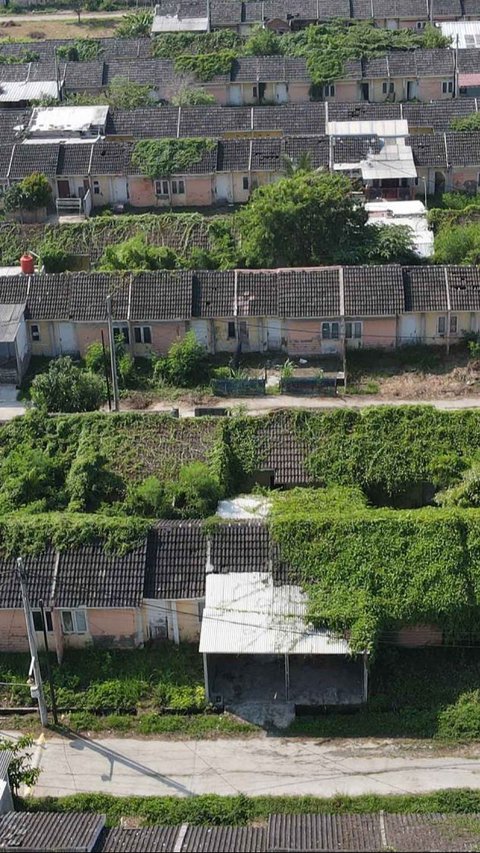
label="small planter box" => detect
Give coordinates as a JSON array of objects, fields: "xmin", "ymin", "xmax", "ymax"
[
  {"xmin": 280, "ymin": 376, "xmax": 337, "ymax": 396},
  {"xmin": 211, "ymin": 378, "xmax": 266, "ymax": 397},
  {"xmin": 194, "ymin": 407, "xmax": 230, "ymax": 417}
]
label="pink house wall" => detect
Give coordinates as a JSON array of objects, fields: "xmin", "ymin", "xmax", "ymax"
[
  {"xmin": 334, "ymin": 81, "xmax": 359, "ymax": 102},
  {"xmin": 129, "ymin": 176, "xmax": 213, "ymax": 209},
  {"xmin": 204, "ymin": 84, "xmax": 229, "ymax": 105},
  {"xmin": 396, "ymin": 624, "xmax": 443, "ymax": 647},
  {"xmin": 0, "ymin": 608, "xmax": 142, "ymax": 652},
  {"xmin": 361, "ymin": 317, "xmax": 397, "ymax": 348},
  {"xmin": 286, "ymin": 319, "xmax": 322, "ymax": 355},
  {"xmin": 288, "ymin": 82, "xmax": 310, "ymax": 102},
  {"xmin": 145, "ymin": 322, "xmax": 188, "ymax": 355},
  {"xmin": 419, "ymin": 78, "xmax": 453, "ymax": 100},
  {"xmin": 452, "ymin": 167, "xmax": 479, "ymax": 191}
]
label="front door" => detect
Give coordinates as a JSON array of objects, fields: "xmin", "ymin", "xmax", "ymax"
[
  {"xmin": 266, "ymin": 317, "xmax": 282, "ymax": 351},
  {"xmin": 407, "ymin": 80, "xmax": 418, "ymax": 100},
  {"xmin": 229, "ymin": 84, "xmax": 242, "ymax": 105},
  {"xmin": 57, "ymin": 180, "xmax": 70, "ymax": 198},
  {"xmin": 215, "ymin": 174, "xmax": 233, "ymax": 203},
  {"xmin": 57, "ymin": 323, "xmax": 77, "ymax": 355},
  {"xmin": 275, "ymin": 83, "xmax": 288, "ymax": 103}
]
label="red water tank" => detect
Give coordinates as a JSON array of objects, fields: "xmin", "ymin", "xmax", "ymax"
[{"xmin": 20, "ymin": 254, "xmax": 34, "ymax": 275}]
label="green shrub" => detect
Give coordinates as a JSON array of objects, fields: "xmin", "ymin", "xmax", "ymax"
[
  {"xmin": 437, "ymin": 692, "xmax": 480, "ymax": 741},
  {"xmin": 66, "ymin": 448, "xmax": 124, "ymax": 512},
  {"xmin": 84, "ymin": 679, "xmax": 147, "ymax": 711},
  {"xmin": 118, "ymin": 353, "xmax": 136, "ymax": 387},
  {"xmin": 4, "ymin": 173, "xmax": 52, "ymax": 212},
  {"xmin": 31, "ymin": 357, "xmax": 105, "ymax": 413},
  {"xmin": 116, "ymin": 9, "xmax": 153, "ymax": 38},
  {"xmin": 170, "ymin": 461, "xmax": 222, "ymax": 518},
  {"xmin": 39, "ymin": 241, "xmax": 70, "ymax": 273},
  {"xmin": 155, "ymin": 332, "xmax": 209, "ymax": 387},
  {"xmin": 131, "ymin": 139, "xmax": 216, "ymax": 180},
  {"xmin": 124, "ymin": 476, "xmax": 169, "ymax": 518},
  {"xmin": 0, "ymin": 447, "xmax": 63, "ymax": 513},
  {"xmin": 154, "ymin": 683, "xmax": 206, "ymax": 710},
  {"xmin": 84, "ymin": 342, "xmax": 106, "ymax": 374},
  {"xmin": 174, "ymin": 50, "xmax": 236, "ymax": 81}
]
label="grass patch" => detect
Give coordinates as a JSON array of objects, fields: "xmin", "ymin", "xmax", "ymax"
[
  {"xmin": 65, "ymin": 711, "xmax": 256, "ymax": 738},
  {"xmin": 288, "ymin": 647, "xmax": 480, "ymax": 741},
  {"xmin": 22, "ymin": 789, "xmax": 480, "ymax": 826},
  {"xmin": 0, "ymin": 645, "xmax": 205, "ymax": 713}
]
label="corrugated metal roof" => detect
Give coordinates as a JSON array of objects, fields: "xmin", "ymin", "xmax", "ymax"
[
  {"xmin": 327, "ymin": 119, "xmax": 409, "ymax": 138},
  {"xmin": 199, "ymin": 572, "xmax": 351, "ymax": 656},
  {"xmin": 440, "ymin": 20, "xmax": 480, "ymax": 48},
  {"xmin": 28, "ymin": 105, "xmax": 109, "ymax": 134},
  {"xmin": 0, "ymin": 81, "xmax": 58, "ymax": 103},
  {"xmin": 0, "ymin": 811, "xmax": 105, "ymax": 852},
  {"xmin": 0, "ymin": 751, "xmax": 12, "ymax": 782},
  {"xmin": 151, "ymin": 13, "xmax": 209, "ymax": 31},
  {"xmin": 360, "ymin": 140, "xmax": 417, "ymax": 179},
  {"xmin": 0, "ymin": 303, "xmax": 25, "ymax": 344}
]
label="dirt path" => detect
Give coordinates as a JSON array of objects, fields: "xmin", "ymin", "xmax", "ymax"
[{"xmin": 0, "ymin": 9, "xmax": 125, "ymax": 21}]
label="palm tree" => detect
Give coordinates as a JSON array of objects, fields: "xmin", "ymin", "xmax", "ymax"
[{"xmin": 281, "ymin": 152, "xmax": 313, "ymax": 176}]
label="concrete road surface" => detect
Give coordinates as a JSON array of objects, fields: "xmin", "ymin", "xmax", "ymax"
[{"xmin": 24, "ymin": 734, "xmax": 480, "ymax": 798}]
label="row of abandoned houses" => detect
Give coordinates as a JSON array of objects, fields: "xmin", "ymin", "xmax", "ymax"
[
  {"xmin": 0, "ymin": 265, "xmax": 478, "ymax": 381},
  {"xmin": 151, "ymin": 0, "xmax": 480, "ymax": 34},
  {"xmin": 4, "ymin": 105, "xmax": 480, "ymax": 209},
  {"xmin": 0, "ymin": 520, "xmax": 442, "ymax": 710},
  {"xmin": 6, "ymin": 49, "xmax": 480, "ymax": 107}
]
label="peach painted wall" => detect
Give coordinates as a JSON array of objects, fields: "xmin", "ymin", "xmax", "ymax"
[
  {"xmin": 419, "ymin": 78, "xmax": 453, "ymax": 100},
  {"xmin": 286, "ymin": 319, "xmax": 322, "ymax": 355},
  {"xmin": 289, "ymin": 82, "xmax": 310, "ymax": 103},
  {"xmin": 361, "ymin": 317, "xmax": 397, "ymax": 348},
  {"xmin": 129, "ymin": 176, "xmax": 213, "ymax": 209},
  {"xmin": 334, "ymin": 80, "xmax": 359, "ymax": 102},
  {"xmin": 76, "ymin": 323, "xmax": 109, "ymax": 356},
  {"xmin": 185, "ymin": 176, "xmax": 214, "ymax": 207},
  {"xmin": 176, "ymin": 599, "xmax": 201, "ymax": 642},
  {"xmin": 0, "ymin": 610, "xmax": 30, "ymax": 652},
  {"xmin": 452, "ymin": 168, "xmax": 479, "ymax": 192},
  {"xmin": 212, "ymin": 317, "xmax": 263, "ymax": 352},
  {"xmin": 204, "ymin": 84, "xmax": 229, "ymax": 105},
  {"xmin": 142, "ymin": 322, "xmax": 188, "ymax": 355}
]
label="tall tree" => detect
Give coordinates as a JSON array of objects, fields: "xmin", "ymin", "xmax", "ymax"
[{"xmin": 237, "ymin": 171, "xmax": 368, "ymax": 267}]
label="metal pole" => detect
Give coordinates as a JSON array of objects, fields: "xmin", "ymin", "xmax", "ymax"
[
  {"xmin": 423, "ymin": 177, "xmax": 428, "ymax": 210},
  {"xmin": 16, "ymin": 558, "xmax": 48, "ymax": 727},
  {"xmin": 284, "ymin": 653, "xmax": 290, "ymax": 701},
  {"xmin": 106, "ymin": 294, "xmax": 120, "ymax": 412},
  {"xmin": 101, "ymin": 329, "xmax": 112, "ymax": 411},
  {"xmin": 38, "ymin": 599, "xmax": 58, "ymax": 726}
]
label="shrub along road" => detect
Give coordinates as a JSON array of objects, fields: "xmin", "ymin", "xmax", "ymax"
[{"xmin": 9, "ymin": 732, "xmax": 480, "ymax": 798}]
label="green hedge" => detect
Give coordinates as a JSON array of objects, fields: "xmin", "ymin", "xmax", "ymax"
[{"xmin": 23, "ymin": 790, "xmax": 480, "ymax": 826}]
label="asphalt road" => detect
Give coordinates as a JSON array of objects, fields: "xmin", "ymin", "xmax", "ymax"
[{"xmin": 19, "ymin": 734, "xmax": 480, "ymax": 798}]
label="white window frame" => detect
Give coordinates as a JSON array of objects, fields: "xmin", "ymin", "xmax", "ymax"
[
  {"xmin": 92, "ymin": 180, "xmax": 100, "ymax": 195},
  {"xmin": 442, "ymin": 80, "xmax": 454, "ymax": 94},
  {"xmin": 242, "ymin": 176, "xmax": 249, "ymax": 190},
  {"xmin": 31, "ymin": 324, "xmax": 40, "ymax": 342},
  {"xmin": 32, "ymin": 609, "xmax": 53, "ymax": 633},
  {"xmin": 450, "ymin": 315, "xmax": 458, "ymax": 334},
  {"xmin": 322, "ymin": 321, "xmax": 344, "ymax": 340},
  {"xmin": 61, "ymin": 608, "xmax": 87, "ymax": 634},
  {"xmin": 171, "ymin": 179, "xmax": 185, "ymax": 196},
  {"xmin": 345, "ymin": 321, "xmax": 362, "ymax": 340},
  {"xmin": 324, "ymin": 83, "xmax": 335, "ymax": 98},
  {"xmin": 155, "ymin": 179, "xmax": 169, "ymax": 196},
  {"xmin": 113, "ymin": 324, "xmax": 130, "ymax": 345},
  {"xmin": 227, "ymin": 321, "xmax": 236, "ymax": 339},
  {"xmin": 134, "ymin": 325, "xmax": 152, "ymax": 344},
  {"xmin": 438, "ymin": 316, "xmax": 446, "ymax": 335},
  {"xmin": 382, "ymin": 81, "xmax": 395, "ymax": 95}
]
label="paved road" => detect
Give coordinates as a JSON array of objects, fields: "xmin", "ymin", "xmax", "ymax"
[
  {"xmin": 147, "ymin": 394, "xmax": 480, "ymax": 417},
  {"xmin": 22, "ymin": 734, "xmax": 480, "ymax": 798}
]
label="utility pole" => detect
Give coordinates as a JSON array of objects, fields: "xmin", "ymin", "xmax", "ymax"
[
  {"xmin": 101, "ymin": 329, "xmax": 112, "ymax": 411},
  {"xmin": 16, "ymin": 558, "xmax": 48, "ymax": 727},
  {"xmin": 38, "ymin": 599, "xmax": 58, "ymax": 726},
  {"xmin": 106, "ymin": 294, "xmax": 120, "ymax": 412}
]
